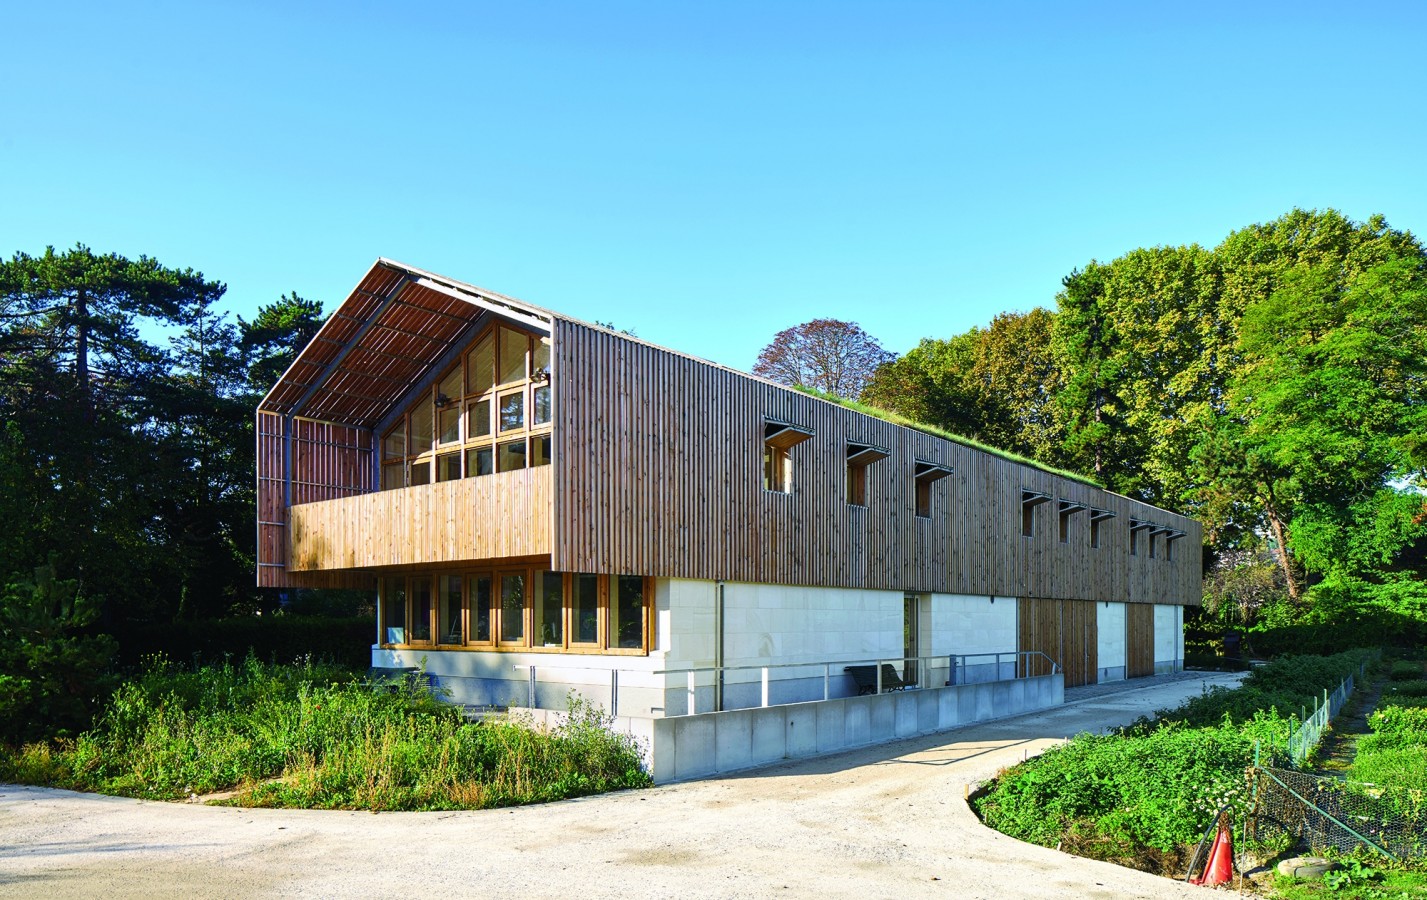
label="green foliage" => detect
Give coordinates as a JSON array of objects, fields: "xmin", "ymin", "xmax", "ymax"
[
  {"xmin": 0, "ymin": 659, "xmax": 650, "ymax": 810},
  {"xmin": 0, "ymin": 560, "xmax": 117, "ymax": 742},
  {"xmin": 1389, "ymin": 661, "xmax": 1423, "ymax": 681},
  {"xmin": 861, "ymin": 308, "xmax": 1068, "ymax": 465},
  {"xmin": 975, "ymin": 651, "xmax": 1372, "ymax": 856}
]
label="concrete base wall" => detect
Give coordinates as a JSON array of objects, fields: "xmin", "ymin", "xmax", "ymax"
[{"xmin": 649, "ymin": 674, "xmax": 1065, "ymax": 783}]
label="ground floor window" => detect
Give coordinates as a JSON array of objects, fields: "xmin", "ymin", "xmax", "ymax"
[{"xmin": 379, "ymin": 568, "xmax": 651, "ymax": 654}]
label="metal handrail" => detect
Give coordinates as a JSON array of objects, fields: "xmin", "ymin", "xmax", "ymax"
[{"xmin": 509, "ymin": 650, "xmax": 1063, "ymax": 718}]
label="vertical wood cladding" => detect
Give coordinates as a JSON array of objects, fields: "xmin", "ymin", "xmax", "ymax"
[
  {"xmin": 552, "ymin": 320, "xmax": 1202, "ymax": 605},
  {"xmin": 256, "ymin": 411, "xmax": 375, "ymax": 588},
  {"xmin": 1017, "ymin": 598, "xmax": 1099, "ymax": 687},
  {"xmin": 287, "ymin": 467, "xmax": 552, "ymax": 570},
  {"xmin": 1126, "ymin": 603, "xmax": 1155, "ymax": 677}
]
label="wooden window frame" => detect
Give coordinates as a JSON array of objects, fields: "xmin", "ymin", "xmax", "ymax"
[{"xmin": 466, "ymin": 572, "xmax": 496, "ymax": 648}]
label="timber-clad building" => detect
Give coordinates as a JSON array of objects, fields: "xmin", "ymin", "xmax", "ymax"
[{"xmin": 257, "ymin": 259, "xmax": 1199, "ymax": 729}]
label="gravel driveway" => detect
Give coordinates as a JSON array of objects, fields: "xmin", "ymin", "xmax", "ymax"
[{"xmin": 0, "ymin": 671, "xmax": 1245, "ymax": 899}]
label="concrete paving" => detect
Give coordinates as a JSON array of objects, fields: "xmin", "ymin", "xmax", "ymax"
[{"xmin": 0, "ymin": 671, "xmax": 1246, "ymax": 900}]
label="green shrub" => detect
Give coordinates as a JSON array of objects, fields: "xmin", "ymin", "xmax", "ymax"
[
  {"xmin": 976, "ymin": 649, "xmax": 1376, "ymax": 860},
  {"xmin": 0, "ymin": 657, "xmax": 650, "ymax": 810},
  {"xmin": 1390, "ymin": 679, "xmax": 1427, "ymax": 698},
  {"xmin": 1389, "ymin": 660, "xmax": 1424, "ymax": 681}
]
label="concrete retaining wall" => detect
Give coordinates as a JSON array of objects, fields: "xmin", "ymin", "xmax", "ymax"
[{"xmin": 649, "ymin": 673, "xmax": 1064, "ymax": 783}]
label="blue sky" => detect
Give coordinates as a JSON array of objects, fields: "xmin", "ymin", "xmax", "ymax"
[{"xmin": 4, "ymin": 1, "xmax": 1424, "ymax": 371}]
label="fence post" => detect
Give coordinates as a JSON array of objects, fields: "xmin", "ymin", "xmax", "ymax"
[
  {"xmin": 876, "ymin": 663, "xmax": 883, "ymax": 695},
  {"xmin": 761, "ymin": 667, "xmax": 769, "ymax": 707},
  {"xmin": 823, "ymin": 664, "xmax": 830, "ymax": 701},
  {"xmin": 687, "ymin": 670, "xmax": 696, "ymax": 717},
  {"xmin": 528, "ymin": 665, "xmax": 536, "ymax": 709},
  {"xmin": 611, "ymin": 669, "xmax": 618, "ymax": 718}
]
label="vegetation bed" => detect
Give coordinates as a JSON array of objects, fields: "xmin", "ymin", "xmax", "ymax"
[
  {"xmin": 973, "ymin": 651, "xmax": 1375, "ymax": 870},
  {"xmin": 0, "ymin": 658, "xmax": 651, "ymax": 811}
]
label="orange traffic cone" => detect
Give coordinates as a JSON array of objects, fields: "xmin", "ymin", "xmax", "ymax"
[{"xmin": 1191, "ymin": 818, "xmax": 1234, "ymax": 887}]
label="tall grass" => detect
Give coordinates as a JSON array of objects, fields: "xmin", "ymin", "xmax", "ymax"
[{"xmin": 0, "ymin": 657, "xmax": 651, "ymax": 810}]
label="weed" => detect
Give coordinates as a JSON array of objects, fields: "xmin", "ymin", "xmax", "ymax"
[{"xmin": 0, "ymin": 658, "xmax": 650, "ymax": 811}]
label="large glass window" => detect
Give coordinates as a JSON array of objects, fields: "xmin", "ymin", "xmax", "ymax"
[
  {"xmin": 571, "ymin": 573, "xmax": 600, "ymax": 645},
  {"xmin": 438, "ymin": 575, "xmax": 463, "ymax": 645},
  {"xmin": 409, "ymin": 577, "xmax": 433, "ymax": 644},
  {"xmin": 498, "ymin": 326, "xmax": 527, "ymax": 385},
  {"xmin": 611, "ymin": 575, "xmax": 645, "ymax": 650},
  {"xmin": 467, "ymin": 332, "xmax": 495, "ymax": 395},
  {"xmin": 470, "ymin": 574, "xmax": 493, "ymax": 644},
  {"xmin": 499, "ymin": 573, "xmax": 526, "ymax": 644},
  {"xmin": 381, "ymin": 323, "xmax": 552, "ymax": 490},
  {"xmin": 382, "ymin": 577, "xmax": 406, "ymax": 645},
  {"xmin": 535, "ymin": 571, "xmax": 563, "ymax": 647}
]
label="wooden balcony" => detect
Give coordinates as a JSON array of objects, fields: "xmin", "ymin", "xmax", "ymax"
[{"xmin": 287, "ymin": 466, "xmax": 552, "ymax": 571}]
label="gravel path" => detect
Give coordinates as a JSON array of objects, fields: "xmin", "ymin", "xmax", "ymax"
[{"xmin": 0, "ymin": 671, "xmax": 1246, "ymax": 900}]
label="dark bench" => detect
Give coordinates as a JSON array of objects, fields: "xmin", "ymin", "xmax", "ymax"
[{"xmin": 844, "ymin": 664, "xmax": 907, "ymax": 695}]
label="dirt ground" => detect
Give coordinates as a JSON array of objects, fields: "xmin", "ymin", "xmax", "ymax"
[{"xmin": 0, "ymin": 672, "xmax": 1246, "ymax": 900}]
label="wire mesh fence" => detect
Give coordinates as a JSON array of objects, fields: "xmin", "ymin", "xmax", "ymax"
[
  {"xmin": 1248, "ymin": 766, "xmax": 1427, "ymax": 862},
  {"xmin": 1286, "ymin": 676, "xmax": 1356, "ymax": 766}
]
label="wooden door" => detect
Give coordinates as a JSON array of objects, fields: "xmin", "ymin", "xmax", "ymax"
[{"xmin": 1126, "ymin": 603, "xmax": 1154, "ymax": 677}]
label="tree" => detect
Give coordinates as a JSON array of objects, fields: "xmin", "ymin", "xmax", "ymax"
[
  {"xmin": 860, "ymin": 309, "xmax": 1068, "ymax": 464},
  {"xmin": 752, "ymin": 318, "xmax": 893, "ymax": 399},
  {"xmin": 0, "ymin": 245, "xmax": 235, "ymax": 625},
  {"xmin": 1199, "ymin": 252, "xmax": 1427, "ymax": 602},
  {"xmin": 239, "ymin": 291, "xmax": 324, "ymax": 392}
]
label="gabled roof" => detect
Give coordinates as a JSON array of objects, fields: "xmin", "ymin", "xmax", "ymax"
[{"xmin": 258, "ymin": 259, "xmax": 556, "ymax": 427}]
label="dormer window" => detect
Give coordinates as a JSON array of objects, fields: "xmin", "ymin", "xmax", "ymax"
[
  {"xmin": 846, "ymin": 443, "xmax": 890, "ymax": 506},
  {"xmin": 763, "ymin": 420, "xmax": 813, "ymax": 493},
  {"xmin": 914, "ymin": 461, "xmax": 953, "ymax": 518}
]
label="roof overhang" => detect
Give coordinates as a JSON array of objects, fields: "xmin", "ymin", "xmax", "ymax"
[{"xmin": 257, "ymin": 259, "xmax": 555, "ymax": 428}]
